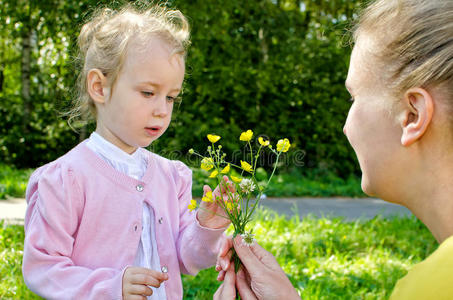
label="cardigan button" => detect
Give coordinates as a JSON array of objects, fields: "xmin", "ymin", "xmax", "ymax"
[
  {"xmin": 136, "ymin": 184, "xmax": 144, "ymax": 192},
  {"xmin": 158, "ymin": 217, "xmax": 163, "ymax": 224},
  {"xmin": 161, "ymin": 266, "xmax": 168, "ymax": 273}
]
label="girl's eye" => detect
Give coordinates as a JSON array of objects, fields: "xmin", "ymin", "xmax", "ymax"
[
  {"xmin": 348, "ymin": 97, "xmax": 355, "ymax": 103},
  {"xmin": 141, "ymin": 91, "xmax": 154, "ymax": 97},
  {"xmin": 166, "ymin": 96, "xmax": 178, "ymax": 103}
]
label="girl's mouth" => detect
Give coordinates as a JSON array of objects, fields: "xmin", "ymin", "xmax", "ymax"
[{"xmin": 145, "ymin": 127, "xmax": 161, "ymax": 136}]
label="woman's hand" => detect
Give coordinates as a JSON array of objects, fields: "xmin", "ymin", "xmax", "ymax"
[
  {"xmin": 197, "ymin": 176, "xmax": 234, "ymax": 229},
  {"xmin": 213, "ymin": 264, "xmax": 237, "ymax": 300},
  {"xmin": 215, "ymin": 235, "xmax": 301, "ymax": 300}
]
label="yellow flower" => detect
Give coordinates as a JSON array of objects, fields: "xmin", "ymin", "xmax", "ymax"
[
  {"xmin": 188, "ymin": 199, "xmax": 197, "ymax": 211},
  {"xmin": 258, "ymin": 137, "xmax": 270, "ymax": 147},
  {"xmin": 276, "ymin": 138, "xmax": 291, "ymax": 152},
  {"xmin": 239, "ymin": 130, "xmax": 253, "ymax": 142},
  {"xmin": 221, "ymin": 164, "xmax": 230, "ymax": 174},
  {"xmin": 207, "ymin": 134, "xmax": 221, "ymax": 143},
  {"xmin": 209, "ymin": 170, "xmax": 219, "ymax": 178},
  {"xmin": 201, "ymin": 157, "xmax": 214, "ymax": 171},
  {"xmin": 225, "ymin": 201, "xmax": 234, "ymax": 212},
  {"xmin": 240, "ymin": 160, "xmax": 253, "ymax": 173},
  {"xmin": 231, "ymin": 175, "xmax": 242, "ymax": 183},
  {"xmin": 202, "ymin": 191, "xmax": 213, "ymax": 203}
]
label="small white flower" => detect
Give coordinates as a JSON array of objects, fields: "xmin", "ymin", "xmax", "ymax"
[
  {"xmin": 239, "ymin": 178, "xmax": 256, "ymax": 194},
  {"xmin": 241, "ymin": 232, "xmax": 255, "ymax": 246}
]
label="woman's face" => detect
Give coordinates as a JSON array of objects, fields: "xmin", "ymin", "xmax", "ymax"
[{"xmin": 343, "ymin": 37, "xmax": 404, "ymax": 198}]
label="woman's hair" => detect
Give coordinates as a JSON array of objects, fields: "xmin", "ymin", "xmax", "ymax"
[
  {"xmin": 68, "ymin": 3, "xmax": 190, "ymax": 127},
  {"xmin": 353, "ymin": 0, "xmax": 453, "ymax": 98}
]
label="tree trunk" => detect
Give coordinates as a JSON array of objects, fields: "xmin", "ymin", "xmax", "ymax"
[{"xmin": 21, "ymin": 14, "xmax": 32, "ymax": 132}]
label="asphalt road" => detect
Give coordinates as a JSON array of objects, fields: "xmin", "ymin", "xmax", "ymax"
[
  {"xmin": 0, "ymin": 197, "xmax": 412, "ymax": 224},
  {"xmin": 258, "ymin": 197, "xmax": 412, "ymax": 221}
]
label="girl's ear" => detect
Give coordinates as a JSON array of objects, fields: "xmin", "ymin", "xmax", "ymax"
[
  {"xmin": 400, "ymin": 88, "xmax": 434, "ymax": 146},
  {"xmin": 87, "ymin": 69, "xmax": 108, "ymax": 104}
]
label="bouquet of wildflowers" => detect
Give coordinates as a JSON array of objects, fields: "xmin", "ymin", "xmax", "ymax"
[{"xmin": 188, "ymin": 130, "xmax": 291, "ymax": 272}]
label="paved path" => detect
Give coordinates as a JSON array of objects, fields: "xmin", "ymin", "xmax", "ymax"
[
  {"xmin": 259, "ymin": 197, "xmax": 412, "ymax": 221},
  {"xmin": 0, "ymin": 197, "xmax": 412, "ymax": 224}
]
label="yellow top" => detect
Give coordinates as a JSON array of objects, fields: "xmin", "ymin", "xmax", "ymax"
[{"xmin": 390, "ymin": 235, "xmax": 453, "ymax": 300}]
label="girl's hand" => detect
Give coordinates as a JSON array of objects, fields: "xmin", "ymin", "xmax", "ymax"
[
  {"xmin": 122, "ymin": 267, "xmax": 168, "ymax": 300},
  {"xmin": 216, "ymin": 235, "xmax": 234, "ymax": 280},
  {"xmin": 197, "ymin": 176, "xmax": 234, "ymax": 229}
]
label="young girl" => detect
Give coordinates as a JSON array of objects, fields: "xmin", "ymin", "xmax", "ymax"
[{"xmin": 22, "ymin": 4, "xmax": 230, "ymax": 300}]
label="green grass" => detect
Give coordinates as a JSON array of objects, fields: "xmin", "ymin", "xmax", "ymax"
[
  {"xmin": 1, "ymin": 164, "xmax": 363, "ymax": 200},
  {"xmin": 1, "ymin": 210, "xmax": 436, "ymax": 299},
  {"xmin": 0, "ymin": 164, "xmax": 33, "ymax": 200}
]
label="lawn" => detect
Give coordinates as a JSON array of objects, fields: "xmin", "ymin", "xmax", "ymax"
[
  {"xmin": 0, "ymin": 165, "xmax": 33, "ymax": 200},
  {"xmin": 1, "ymin": 209, "xmax": 437, "ymax": 299}
]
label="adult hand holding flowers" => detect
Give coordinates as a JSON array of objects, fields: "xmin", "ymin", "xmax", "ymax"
[{"xmin": 215, "ymin": 236, "xmax": 300, "ymax": 300}]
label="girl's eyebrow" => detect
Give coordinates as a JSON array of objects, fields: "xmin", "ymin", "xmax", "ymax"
[
  {"xmin": 138, "ymin": 81, "xmax": 181, "ymax": 93},
  {"xmin": 139, "ymin": 81, "xmax": 161, "ymax": 87}
]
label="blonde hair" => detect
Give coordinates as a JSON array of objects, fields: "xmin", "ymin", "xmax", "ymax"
[
  {"xmin": 353, "ymin": 0, "xmax": 453, "ymax": 99},
  {"xmin": 68, "ymin": 3, "xmax": 190, "ymax": 127}
]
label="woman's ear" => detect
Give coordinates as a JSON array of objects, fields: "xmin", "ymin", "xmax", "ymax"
[
  {"xmin": 87, "ymin": 69, "xmax": 108, "ymax": 104},
  {"xmin": 400, "ymin": 88, "xmax": 434, "ymax": 146}
]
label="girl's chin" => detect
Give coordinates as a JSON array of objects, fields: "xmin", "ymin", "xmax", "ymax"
[{"xmin": 360, "ymin": 176, "xmax": 376, "ymax": 197}]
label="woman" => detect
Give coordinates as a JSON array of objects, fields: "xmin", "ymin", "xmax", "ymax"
[{"xmin": 215, "ymin": 0, "xmax": 453, "ymax": 299}]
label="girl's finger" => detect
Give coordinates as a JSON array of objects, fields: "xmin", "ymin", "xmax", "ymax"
[
  {"xmin": 219, "ymin": 249, "xmax": 233, "ymax": 271},
  {"xmin": 203, "ymin": 184, "xmax": 213, "ymax": 195},
  {"xmin": 218, "ymin": 236, "xmax": 233, "ymax": 257},
  {"xmin": 217, "ymin": 269, "xmax": 226, "ymax": 281},
  {"xmin": 130, "ymin": 284, "xmax": 153, "ymax": 296}
]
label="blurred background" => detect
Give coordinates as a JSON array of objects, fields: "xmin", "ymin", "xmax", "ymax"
[
  {"xmin": 0, "ymin": 0, "xmax": 362, "ymax": 196},
  {"xmin": 2, "ymin": 2, "xmax": 435, "ymax": 300}
]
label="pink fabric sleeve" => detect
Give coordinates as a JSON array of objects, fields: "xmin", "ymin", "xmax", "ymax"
[
  {"xmin": 173, "ymin": 161, "xmax": 227, "ymax": 275},
  {"xmin": 22, "ymin": 163, "xmax": 125, "ymax": 300}
]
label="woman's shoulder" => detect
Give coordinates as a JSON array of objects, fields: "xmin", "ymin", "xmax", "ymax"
[{"xmin": 390, "ymin": 235, "xmax": 453, "ymax": 299}]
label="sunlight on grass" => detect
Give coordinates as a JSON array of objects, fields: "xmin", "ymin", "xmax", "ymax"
[{"xmin": 0, "ymin": 208, "xmax": 436, "ymax": 299}]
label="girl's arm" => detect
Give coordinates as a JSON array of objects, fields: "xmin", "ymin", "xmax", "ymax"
[
  {"xmin": 172, "ymin": 161, "xmax": 228, "ymax": 275},
  {"xmin": 23, "ymin": 163, "xmax": 125, "ymax": 300}
]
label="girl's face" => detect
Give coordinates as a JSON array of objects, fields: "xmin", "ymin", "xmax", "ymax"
[
  {"xmin": 97, "ymin": 37, "xmax": 185, "ymax": 154},
  {"xmin": 343, "ymin": 37, "xmax": 404, "ymax": 197}
]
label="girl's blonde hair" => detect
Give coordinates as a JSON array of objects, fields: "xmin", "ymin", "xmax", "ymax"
[
  {"xmin": 353, "ymin": 0, "xmax": 453, "ymax": 98},
  {"xmin": 68, "ymin": 3, "xmax": 190, "ymax": 127}
]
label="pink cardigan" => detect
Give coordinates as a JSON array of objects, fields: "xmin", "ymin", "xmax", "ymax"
[{"xmin": 23, "ymin": 141, "xmax": 225, "ymax": 300}]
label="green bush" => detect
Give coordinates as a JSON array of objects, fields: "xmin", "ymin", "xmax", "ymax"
[
  {"xmin": 0, "ymin": 164, "xmax": 32, "ymax": 199},
  {"xmin": 1, "ymin": 211, "xmax": 437, "ymax": 299},
  {"xmin": 1, "ymin": 0, "xmax": 362, "ymax": 178}
]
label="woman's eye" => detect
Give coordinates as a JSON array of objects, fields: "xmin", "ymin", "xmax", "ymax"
[{"xmin": 141, "ymin": 91, "xmax": 154, "ymax": 97}]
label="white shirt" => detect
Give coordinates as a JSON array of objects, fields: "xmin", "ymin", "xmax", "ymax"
[{"xmin": 86, "ymin": 132, "xmax": 166, "ymax": 299}]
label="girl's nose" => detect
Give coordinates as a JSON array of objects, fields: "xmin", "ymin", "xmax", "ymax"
[{"xmin": 152, "ymin": 97, "xmax": 170, "ymax": 117}]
